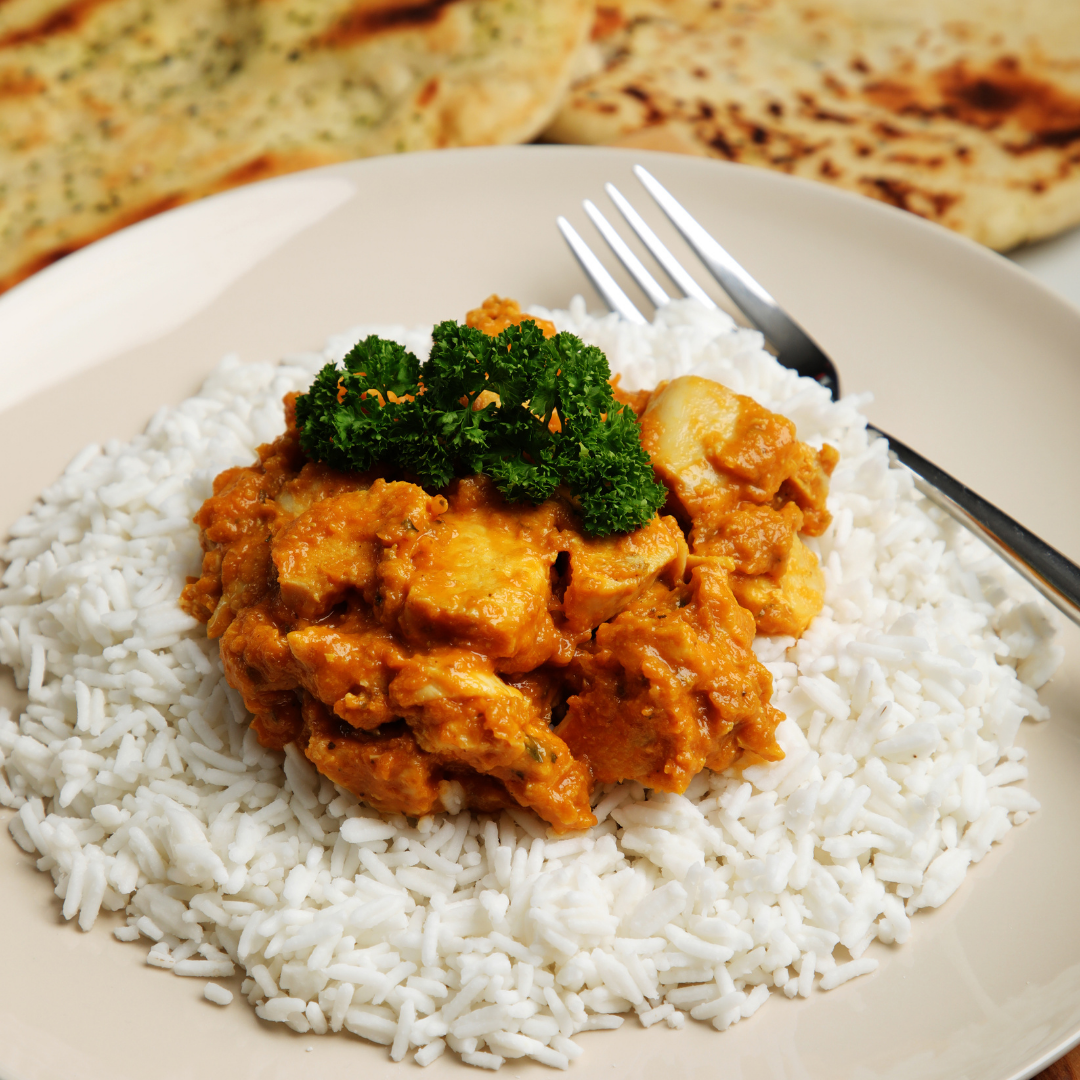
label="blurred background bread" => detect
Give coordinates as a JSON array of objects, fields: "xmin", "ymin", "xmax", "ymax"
[
  {"xmin": 0, "ymin": 0, "xmax": 591, "ymax": 291},
  {"xmin": 4, "ymin": 0, "xmax": 1080, "ymax": 293},
  {"xmin": 542, "ymin": 0, "xmax": 1080, "ymax": 251}
]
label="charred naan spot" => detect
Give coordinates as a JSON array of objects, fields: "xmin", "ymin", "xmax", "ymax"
[
  {"xmin": 874, "ymin": 121, "xmax": 906, "ymax": 140},
  {"xmin": 0, "ymin": 68, "xmax": 45, "ymax": 97},
  {"xmin": 622, "ymin": 84, "xmax": 664, "ymax": 124},
  {"xmin": 864, "ymin": 79, "xmax": 931, "ymax": 117},
  {"xmin": 708, "ymin": 130, "xmax": 735, "ymax": 158},
  {"xmin": 886, "ymin": 153, "xmax": 945, "ymax": 168},
  {"xmin": 797, "ymin": 92, "xmax": 853, "ymax": 125},
  {"xmin": 822, "ymin": 74, "xmax": 848, "ymax": 98},
  {"xmin": 767, "ymin": 101, "xmax": 783, "ymax": 118},
  {"xmin": 1018, "ymin": 125, "xmax": 1080, "ymax": 151},
  {"xmin": 818, "ymin": 157, "xmax": 842, "ymax": 178},
  {"xmin": 813, "ymin": 108, "xmax": 853, "ymax": 125},
  {"xmin": 0, "ymin": 0, "xmax": 115, "ymax": 48},
  {"xmin": 591, "ymin": 5, "xmax": 624, "ymax": 41},
  {"xmin": 210, "ymin": 152, "xmax": 332, "ymax": 193},
  {"xmin": 862, "ymin": 176, "xmax": 958, "ymax": 220},
  {"xmin": 864, "ymin": 57, "xmax": 1080, "ymax": 153},
  {"xmin": 0, "ymin": 245, "xmax": 79, "ymax": 291},
  {"xmin": 417, "ymin": 76, "xmax": 439, "ymax": 106},
  {"xmin": 312, "ymin": 0, "xmax": 461, "ymax": 46},
  {"xmin": 217, "ymin": 155, "xmax": 282, "ymax": 188},
  {"xmin": 850, "ymin": 56, "xmax": 871, "ymax": 76},
  {"xmin": 939, "ymin": 59, "xmax": 1080, "ymax": 147}
]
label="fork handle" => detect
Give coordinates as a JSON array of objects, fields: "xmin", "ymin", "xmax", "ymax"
[{"xmin": 871, "ymin": 424, "xmax": 1080, "ymax": 627}]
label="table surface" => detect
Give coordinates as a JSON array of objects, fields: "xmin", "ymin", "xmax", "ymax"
[{"xmin": 1007, "ymin": 227, "xmax": 1080, "ymax": 1080}]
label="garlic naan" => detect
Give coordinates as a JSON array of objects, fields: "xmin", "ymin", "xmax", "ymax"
[
  {"xmin": 0, "ymin": 0, "xmax": 591, "ymax": 291},
  {"xmin": 544, "ymin": 0, "xmax": 1080, "ymax": 249}
]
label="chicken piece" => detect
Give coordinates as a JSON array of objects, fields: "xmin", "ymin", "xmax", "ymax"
[
  {"xmin": 694, "ymin": 501, "xmax": 804, "ymax": 577},
  {"xmin": 219, "ymin": 607, "xmax": 300, "ymax": 709},
  {"xmin": 287, "ymin": 625, "xmax": 406, "ymax": 730},
  {"xmin": 561, "ymin": 513, "xmax": 688, "ymax": 634},
  {"xmin": 300, "ymin": 696, "xmax": 448, "ymax": 818},
  {"xmin": 272, "ymin": 480, "xmax": 446, "ymax": 620},
  {"xmin": 274, "ymin": 460, "xmax": 379, "ymax": 518},
  {"xmin": 557, "ymin": 560, "xmax": 784, "ymax": 790},
  {"xmin": 182, "ymin": 550, "xmax": 222, "ymax": 626},
  {"xmin": 394, "ymin": 477, "xmax": 571, "ymax": 672},
  {"xmin": 182, "ymin": 414, "xmax": 305, "ymax": 636},
  {"xmin": 301, "ymin": 696, "xmax": 519, "ymax": 817},
  {"xmin": 729, "ymin": 534, "xmax": 826, "ymax": 637},
  {"xmin": 503, "ymin": 667, "xmax": 569, "ymax": 721},
  {"xmin": 779, "ymin": 442, "xmax": 840, "ymax": 538},
  {"xmin": 639, "ymin": 374, "xmax": 834, "ymax": 636},
  {"xmin": 209, "ymin": 533, "xmax": 277, "ymax": 638},
  {"xmin": 218, "ymin": 607, "xmax": 305, "ymax": 749},
  {"xmin": 639, "ymin": 375, "xmax": 748, "ymax": 522},
  {"xmin": 444, "ymin": 772, "xmax": 518, "ymax": 815},
  {"xmin": 390, "ymin": 648, "xmax": 595, "ymax": 832},
  {"xmin": 252, "ymin": 700, "xmax": 305, "ymax": 752},
  {"xmin": 190, "ymin": 436, "xmax": 301, "ymax": 549}
]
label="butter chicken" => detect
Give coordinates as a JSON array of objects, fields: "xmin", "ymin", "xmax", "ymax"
[{"xmin": 180, "ymin": 299, "xmax": 835, "ymax": 832}]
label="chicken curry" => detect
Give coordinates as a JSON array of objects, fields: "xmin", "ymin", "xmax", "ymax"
[{"xmin": 180, "ymin": 298, "xmax": 836, "ymax": 832}]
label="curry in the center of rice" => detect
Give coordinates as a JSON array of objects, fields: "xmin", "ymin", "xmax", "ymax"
[{"xmin": 180, "ymin": 299, "xmax": 837, "ymax": 832}]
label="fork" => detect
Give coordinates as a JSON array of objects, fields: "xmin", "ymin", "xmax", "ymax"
[{"xmin": 557, "ymin": 166, "xmax": 1080, "ymax": 628}]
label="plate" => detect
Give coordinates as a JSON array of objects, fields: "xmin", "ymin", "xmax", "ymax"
[
  {"xmin": 1011, "ymin": 222, "xmax": 1080, "ymax": 314},
  {"xmin": 1, "ymin": 145, "xmax": 1078, "ymax": 1080}
]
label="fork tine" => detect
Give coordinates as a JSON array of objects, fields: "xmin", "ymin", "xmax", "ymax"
[
  {"xmin": 604, "ymin": 183, "xmax": 717, "ymax": 311},
  {"xmin": 583, "ymin": 199, "xmax": 671, "ymax": 309},
  {"xmin": 556, "ymin": 216, "xmax": 647, "ymax": 324},
  {"xmin": 633, "ymin": 165, "xmax": 779, "ymax": 327},
  {"xmin": 632, "ymin": 164, "xmax": 840, "ymax": 396}
]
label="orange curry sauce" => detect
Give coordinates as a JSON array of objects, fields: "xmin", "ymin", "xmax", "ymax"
[{"xmin": 180, "ymin": 297, "xmax": 836, "ymax": 832}]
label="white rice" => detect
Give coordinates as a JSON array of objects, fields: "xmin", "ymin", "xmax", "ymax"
[{"xmin": 0, "ymin": 298, "xmax": 1062, "ymax": 1069}]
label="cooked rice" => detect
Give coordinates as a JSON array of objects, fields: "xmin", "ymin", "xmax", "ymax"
[{"xmin": 0, "ymin": 299, "xmax": 1062, "ymax": 1069}]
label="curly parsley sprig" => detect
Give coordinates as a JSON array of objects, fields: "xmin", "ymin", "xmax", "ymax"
[{"xmin": 293, "ymin": 319, "xmax": 665, "ymax": 536}]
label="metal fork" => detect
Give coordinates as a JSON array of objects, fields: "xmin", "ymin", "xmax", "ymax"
[{"xmin": 557, "ymin": 166, "xmax": 1080, "ymax": 627}]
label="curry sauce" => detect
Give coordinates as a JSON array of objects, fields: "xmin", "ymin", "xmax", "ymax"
[{"xmin": 180, "ymin": 300, "xmax": 836, "ymax": 832}]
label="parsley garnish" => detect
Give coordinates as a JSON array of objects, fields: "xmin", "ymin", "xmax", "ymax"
[{"xmin": 293, "ymin": 319, "xmax": 665, "ymax": 536}]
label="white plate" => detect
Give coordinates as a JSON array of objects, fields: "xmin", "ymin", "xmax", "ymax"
[
  {"xmin": 1011, "ymin": 223, "xmax": 1080, "ymax": 313},
  {"xmin": 1, "ymin": 146, "xmax": 1078, "ymax": 1080}
]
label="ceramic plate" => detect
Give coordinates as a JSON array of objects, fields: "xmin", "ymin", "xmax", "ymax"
[{"xmin": 1, "ymin": 146, "xmax": 1078, "ymax": 1080}]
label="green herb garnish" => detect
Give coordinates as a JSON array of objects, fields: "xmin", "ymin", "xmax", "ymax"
[{"xmin": 293, "ymin": 319, "xmax": 665, "ymax": 536}]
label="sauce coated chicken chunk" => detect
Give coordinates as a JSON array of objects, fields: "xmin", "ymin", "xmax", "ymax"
[
  {"xmin": 181, "ymin": 311, "xmax": 835, "ymax": 832},
  {"xmin": 639, "ymin": 375, "xmax": 837, "ymax": 637}
]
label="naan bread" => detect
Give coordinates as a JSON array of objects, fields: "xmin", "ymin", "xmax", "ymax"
[
  {"xmin": 543, "ymin": 0, "xmax": 1080, "ymax": 249},
  {"xmin": 0, "ymin": 0, "xmax": 591, "ymax": 291}
]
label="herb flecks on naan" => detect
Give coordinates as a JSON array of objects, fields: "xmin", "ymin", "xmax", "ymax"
[
  {"xmin": 0, "ymin": 0, "xmax": 591, "ymax": 292},
  {"xmin": 544, "ymin": 0, "xmax": 1080, "ymax": 250}
]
